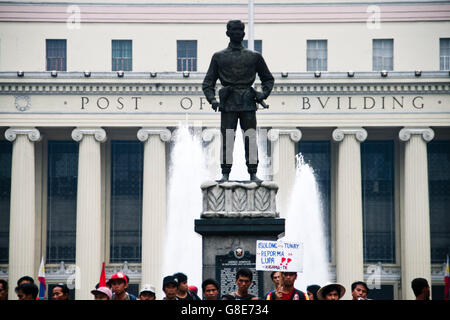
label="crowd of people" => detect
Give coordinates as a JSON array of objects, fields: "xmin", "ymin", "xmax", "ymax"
[{"xmin": 0, "ymin": 269, "xmax": 432, "ymax": 301}]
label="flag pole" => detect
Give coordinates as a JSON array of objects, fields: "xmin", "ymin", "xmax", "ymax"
[{"xmin": 248, "ymin": 0, "xmax": 254, "ymax": 51}]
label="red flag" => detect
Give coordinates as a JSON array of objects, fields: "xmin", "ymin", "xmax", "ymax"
[
  {"xmin": 445, "ymin": 255, "xmax": 450, "ymax": 300},
  {"xmin": 99, "ymin": 262, "xmax": 107, "ymax": 288}
]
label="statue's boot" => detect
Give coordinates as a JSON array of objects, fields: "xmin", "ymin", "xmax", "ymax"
[
  {"xmin": 249, "ymin": 173, "xmax": 262, "ymax": 182},
  {"xmin": 218, "ymin": 173, "xmax": 229, "ymax": 182}
]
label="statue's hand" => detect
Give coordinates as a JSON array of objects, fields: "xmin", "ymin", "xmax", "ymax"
[
  {"xmin": 211, "ymin": 99, "xmax": 220, "ymax": 112},
  {"xmin": 254, "ymin": 91, "xmax": 266, "ymax": 103}
]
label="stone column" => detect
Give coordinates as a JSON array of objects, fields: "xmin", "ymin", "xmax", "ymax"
[
  {"xmin": 137, "ymin": 128, "xmax": 171, "ymax": 299},
  {"xmin": 332, "ymin": 127, "xmax": 367, "ymax": 300},
  {"xmin": 267, "ymin": 128, "xmax": 302, "ymax": 218},
  {"xmin": 399, "ymin": 127, "xmax": 434, "ymax": 300},
  {"xmin": 71, "ymin": 128, "xmax": 106, "ymax": 300},
  {"xmin": 5, "ymin": 128, "xmax": 40, "ymax": 300}
]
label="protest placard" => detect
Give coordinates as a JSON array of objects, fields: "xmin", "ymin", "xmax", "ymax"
[{"xmin": 256, "ymin": 240, "xmax": 304, "ymax": 272}]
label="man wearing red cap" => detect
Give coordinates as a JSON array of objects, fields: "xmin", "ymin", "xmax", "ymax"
[{"xmin": 109, "ymin": 272, "xmax": 137, "ymax": 300}]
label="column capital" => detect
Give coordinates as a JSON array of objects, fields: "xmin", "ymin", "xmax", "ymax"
[
  {"xmin": 267, "ymin": 128, "xmax": 302, "ymax": 142},
  {"xmin": 137, "ymin": 127, "xmax": 171, "ymax": 142},
  {"xmin": 332, "ymin": 127, "xmax": 367, "ymax": 142},
  {"xmin": 399, "ymin": 127, "xmax": 434, "ymax": 142},
  {"xmin": 202, "ymin": 128, "xmax": 221, "ymax": 142},
  {"xmin": 71, "ymin": 128, "xmax": 107, "ymax": 143},
  {"xmin": 5, "ymin": 127, "xmax": 41, "ymax": 142}
]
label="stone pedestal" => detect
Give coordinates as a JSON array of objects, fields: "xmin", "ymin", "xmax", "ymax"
[{"xmin": 195, "ymin": 180, "xmax": 284, "ymax": 298}]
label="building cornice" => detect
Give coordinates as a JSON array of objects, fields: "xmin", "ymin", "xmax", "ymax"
[
  {"xmin": 0, "ymin": 72, "xmax": 449, "ymax": 96},
  {"xmin": 1, "ymin": 71, "xmax": 448, "ymax": 80},
  {"xmin": 0, "ymin": 1, "xmax": 449, "ymax": 23}
]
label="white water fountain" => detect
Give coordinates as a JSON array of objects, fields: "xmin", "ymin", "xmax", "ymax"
[
  {"xmin": 283, "ymin": 154, "xmax": 330, "ymax": 291},
  {"xmin": 229, "ymin": 123, "xmax": 269, "ymax": 181},
  {"xmin": 162, "ymin": 122, "xmax": 328, "ymax": 297},
  {"xmin": 162, "ymin": 123, "xmax": 205, "ymax": 293}
]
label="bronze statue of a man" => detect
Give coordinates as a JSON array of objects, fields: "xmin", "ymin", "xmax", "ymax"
[{"xmin": 202, "ymin": 20, "xmax": 274, "ymax": 181}]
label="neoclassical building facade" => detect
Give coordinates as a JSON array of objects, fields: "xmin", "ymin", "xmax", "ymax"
[{"xmin": 0, "ymin": 0, "xmax": 449, "ymax": 300}]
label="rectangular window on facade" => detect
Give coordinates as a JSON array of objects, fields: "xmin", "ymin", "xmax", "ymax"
[
  {"xmin": 440, "ymin": 38, "xmax": 450, "ymax": 70},
  {"xmin": 307, "ymin": 40, "xmax": 327, "ymax": 71},
  {"xmin": 110, "ymin": 141, "xmax": 143, "ymax": 263},
  {"xmin": 0, "ymin": 141, "xmax": 12, "ymax": 264},
  {"xmin": 46, "ymin": 39, "xmax": 67, "ymax": 71},
  {"xmin": 112, "ymin": 40, "xmax": 132, "ymax": 71},
  {"xmin": 297, "ymin": 141, "xmax": 331, "ymax": 261},
  {"xmin": 46, "ymin": 141, "xmax": 78, "ymax": 264},
  {"xmin": 243, "ymin": 40, "xmax": 262, "ymax": 54},
  {"xmin": 177, "ymin": 40, "xmax": 197, "ymax": 72},
  {"xmin": 361, "ymin": 141, "xmax": 395, "ymax": 263},
  {"xmin": 427, "ymin": 140, "xmax": 450, "ymax": 264},
  {"xmin": 373, "ymin": 39, "xmax": 394, "ymax": 71}
]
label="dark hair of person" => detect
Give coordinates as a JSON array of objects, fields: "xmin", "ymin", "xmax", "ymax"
[
  {"xmin": 351, "ymin": 281, "xmax": 369, "ymax": 292},
  {"xmin": 236, "ymin": 268, "xmax": 253, "ymax": 281},
  {"xmin": 173, "ymin": 272, "xmax": 188, "ymax": 283},
  {"xmin": 17, "ymin": 276, "xmax": 34, "ymax": 286},
  {"xmin": 202, "ymin": 279, "xmax": 219, "ymax": 292},
  {"xmin": 307, "ymin": 284, "xmax": 321, "ymax": 300},
  {"xmin": 0, "ymin": 279, "xmax": 8, "ymax": 291},
  {"xmin": 270, "ymin": 271, "xmax": 279, "ymax": 280},
  {"xmin": 322, "ymin": 284, "xmax": 341, "ymax": 298},
  {"xmin": 411, "ymin": 278, "xmax": 428, "ymax": 297},
  {"xmin": 15, "ymin": 282, "xmax": 39, "ymax": 299},
  {"xmin": 54, "ymin": 283, "xmax": 70, "ymax": 295}
]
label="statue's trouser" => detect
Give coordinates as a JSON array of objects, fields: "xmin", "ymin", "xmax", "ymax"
[{"xmin": 220, "ymin": 110, "xmax": 259, "ymax": 174}]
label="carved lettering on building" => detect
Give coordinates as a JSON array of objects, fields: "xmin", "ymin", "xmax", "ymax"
[
  {"xmin": 78, "ymin": 95, "xmax": 426, "ymax": 112},
  {"xmin": 300, "ymin": 96, "xmax": 425, "ymax": 110}
]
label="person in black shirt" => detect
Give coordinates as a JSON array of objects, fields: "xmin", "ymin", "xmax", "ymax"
[
  {"xmin": 202, "ymin": 19, "xmax": 274, "ymax": 182},
  {"xmin": 173, "ymin": 272, "xmax": 200, "ymax": 300},
  {"xmin": 222, "ymin": 268, "xmax": 258, "ymax": 300}
]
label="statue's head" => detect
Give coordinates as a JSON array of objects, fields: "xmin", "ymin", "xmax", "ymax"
[{"xmin": 226, "ymin": 20, "xmax": 245, "ymax": 43}]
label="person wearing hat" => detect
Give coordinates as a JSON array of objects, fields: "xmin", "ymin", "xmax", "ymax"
[
  {"xmin": 162, "ymin": 275, "xmax": 179, "ymax": 300},
  {"xmin": 189, "ymin": 285, "xmax": 198, "ymax": 296},
  {"xmin": 317, "ymin": 283, "xmax": 346, "ymax": 300},
  {"xmin": 173, "ymin": 272, "xmax": 201, "ymax": 300},
  {"xmin": 138, "ymin": 284, "xmax": 156, "ymax": 300},
  {"xmin": 91, "ymin": 286, "xmax": 112, "ymax": 300},
  {"xmin": 110, "ymin": 272, "xmax": 137, "ymax": 300}
]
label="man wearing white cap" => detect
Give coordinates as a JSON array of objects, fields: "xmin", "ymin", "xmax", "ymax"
[{"xmin": 138, "ymin": 284, "xmax": 156, "ymax": 300}]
